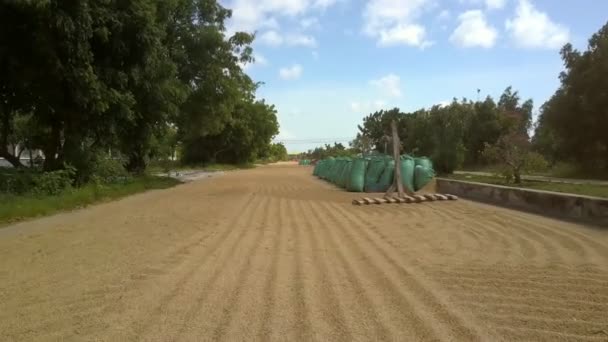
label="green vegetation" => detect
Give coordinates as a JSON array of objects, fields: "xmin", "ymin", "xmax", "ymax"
[
  {"xmin": 0, "ymin": 176, "xmax": 180, "ymax": 225},
  {"xmin": 534, "ymin": 25, "xmax": 608, "ymax": 171},
  {"xmin": 301, "ymin": 143, "xmax": 359, "ymax": 160},
  {"xmin": 0, "ymin": 0, "xmax": 281, "ymax": 221},
  {"xmin": 350, "ymin": 87, "xmax": 536, "ymax": 176},
  {"xmin": 267, "ymin": 143, "xmax": 289, "ymax": 163},
  {"xmin": 447, "ymin": 174, "xmax": 608, "ymax": 199},
  {"xmin": 147, "ymin": 161, "xmax": 255, "ymax": 174},
  {"xmin": 0, "ymin": 0, "xmax": 279, "ymax": 175},
  {"xmin": 346, "ymin": 21, "xmax": 608, "ymax": 182}
]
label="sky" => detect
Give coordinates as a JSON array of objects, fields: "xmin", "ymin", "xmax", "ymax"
[{"xmin": 223, "ymin": 0, "xmax": 608, "ymax": 153}]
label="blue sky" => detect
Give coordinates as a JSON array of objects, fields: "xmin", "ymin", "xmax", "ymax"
[{"xmin": 224, "ymin": 0, "xmax": 608, "ymax": 152}]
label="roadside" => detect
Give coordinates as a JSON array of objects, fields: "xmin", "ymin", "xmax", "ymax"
[
  {"xmin": 454, "ymin": 170, "xmax": 608, "ymax": 186},
  {"xmin": 448, "ymin": 173, "xmax": 608, "ymax": 198},
  {"xmin": 1, "ymin": 161, "xmax": 249, "ymax": 226},
  {"xmin": 154, "ymin": 170, "xmax": 223, "ymax": 183},
  {"xmin": 0, "ymin": 176, "xmax": 180, "ymax": 226},
  {"xmin": 147, "ymin": 161, "xmax": 254, "ymax": 174}
]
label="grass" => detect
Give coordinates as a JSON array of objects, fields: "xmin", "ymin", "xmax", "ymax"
[
  {"xmin": 147, "ymin": 160, "xmax": 255, "ymax": 174},
  {"xmin": 460, "ymin": 162, "xmax": 608, "ymax": 181},
  {"xmin": 446, "ymin": 173, "xmax": 608, "ymax": 198},
  {"xmin": 541, "ymin": 163, "xmax": 608, "ymax": 180},
  {"xmin": 0, "ymin": 175, "xmax": 181, "ymax": 226}
]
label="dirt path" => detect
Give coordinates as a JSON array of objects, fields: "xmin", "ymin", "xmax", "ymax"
[{"xmin": 1, "ymin": 165, "xmax": 607, "ymax": 341}]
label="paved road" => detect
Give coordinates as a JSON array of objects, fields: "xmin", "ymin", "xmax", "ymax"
[{"xmin": 2, "ymin": 165, "xmax": 607, "ymax": 341}]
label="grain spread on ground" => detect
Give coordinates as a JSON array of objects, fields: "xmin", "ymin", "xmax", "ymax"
[{"xmin": 1, "ymin": 164, "xmax": 607, "ymax": 341}]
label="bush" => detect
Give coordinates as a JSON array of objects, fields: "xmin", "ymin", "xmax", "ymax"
[
  {"xmin": 0, "ymin": 169, "xmax": 37, "ymax": 194},
  {"xmin": 90, "ymin": 158, "xmax": 131, "ymax": 185},
  {"xmin": 432, "ymin": 142, "xmax": 466, "ymax": 174},
  {"xmin": 0, "ymin": 166, "xmax": 75, "ymax": 196},
  {"xmin": 32, "ymin": 167, "xmax": 75, "ymax": 195}
]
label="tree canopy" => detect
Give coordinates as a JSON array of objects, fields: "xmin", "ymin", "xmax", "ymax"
[
  {"xmin": 351, "ymin": 87, "xmax": 533, "ymax": 173},
  {"xmin": 534, "ymin": 22, "xmax": 608, "ymax": 171},
  {"xmin": 0, "ymin": 0, "xmax": 279, "ymax": 178}
]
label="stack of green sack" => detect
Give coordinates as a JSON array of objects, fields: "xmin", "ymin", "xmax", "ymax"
[
  {"xmin": 312, "ymin": 157, "xmax": 354, "ymax": 190},
  {"xmin": 312, "ymin": 154, "xmax": 435, "ymax": 193}
]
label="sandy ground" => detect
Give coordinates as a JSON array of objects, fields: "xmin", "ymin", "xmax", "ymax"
[{"xmin": 1, "ymin": 165, "xmax": 607, "ymax": 341}]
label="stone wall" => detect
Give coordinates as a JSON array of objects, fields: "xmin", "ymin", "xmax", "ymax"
[{"xmin": 436, "ymin": 178, "xmax": 608, "ymax": 226}]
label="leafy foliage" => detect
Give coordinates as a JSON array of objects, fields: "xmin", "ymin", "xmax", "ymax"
[
  {"xmin": 32, "ymin": 167, "xmax": 75, "ymax": 196},
  {"xmin": 534, "ymin": 21, "xmax": 608, "ymax": 171},
  {"xmin": 302, "ymin": 143, "xmax": 358, "ymax": 160},
  {"xmin": 267, "ymin": 143, "xmax": 289, "ymax": 162},
  {"xmin": 0, "ymin": 0, "xmax": 279, "ymax": 192},
  {"xmin": 0, "ymin": 166, "xmax": 74, "ymax": 195},
  {"xmin": 482, "ymin": 132, "xmax": 548, "ymax": 183},
  {"xmin": 354, "ymin": 87, "xmax": 532, "ymax": 173}
]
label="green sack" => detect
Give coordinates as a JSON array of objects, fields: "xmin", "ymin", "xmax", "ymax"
[
  {"xmin": 400, "ymin": 155, "xmax": 415, "ymax": 192},
  {"xmin": 347, "ymin": 158, "xmax": 368, "ymax": 192},
  {"xmin": 365, "ymin": 157, "xmax": 393, "ymax": 192},
  {"xmin": 415, "ymin": 157, "xmax": 433, "ymax": 170},
  {"xmin": 378, "ymin": 159, "xmax": 395, "ymax": 188},
  {"xmin": 338, "ymin": 160, "xmax": 352, "ymax": 188},
  {"xmin": 365, "ymin": 158, "xmax": 385, "ymax": 185},
  {"xmin": 414, "ymin": 165, "xmax": 435, "ymax": 191}
]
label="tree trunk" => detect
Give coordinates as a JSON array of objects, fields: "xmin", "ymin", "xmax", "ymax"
[
  {"xmin": 127, "ymin": 153, "xmax": 146, "ymax": 175},
  {"xmin": 513, "ymin": 168, "xmax": 522, "ymax": 184},
  {"xmin": 0, "ymin": 109, "xmax": 24, "ymax": 168},
  {"xmin": 0, "ymin": 148, "xmax": 24, "ymax": 168},
  {"xmin": 42, "ymin": 122, "xmax": 62, "ymax": 171}
]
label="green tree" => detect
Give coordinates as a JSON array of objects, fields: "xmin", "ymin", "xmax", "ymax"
[
  {"xmin": 536, "ymin": 21, "xmax": 608, "ymax": 170},
  {"xmin": 483, "ymin": 132, "xmax": 548, "ymax": 184},
  {"xmin": 171, "ymin": 0, "xmax": 259, "ymax": 163},
  {"xmin": 181, "ymin": 99, "xmax": 279, "ymax": 164},
  {"xmin": 429, "ymin": 103, "xmax": 467, "ymax": 173},
  {"xmin": 268, "ymin": 143, "xmax": 288, "ymax": 162},
  {"xmin": 462, "ymin": 97, "xmax": 502, "ymax": 165}
]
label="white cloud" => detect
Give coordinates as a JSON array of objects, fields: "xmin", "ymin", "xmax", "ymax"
[
  {"xmin": 239, "ymin": 53, "xmax": 269, "ymax": 71},
  {"xmin": 279, "ymin": 64, "xmax": 303, "ymax": 80},
  {"xmin": 486, "ymin": 0, "xmax": 506, "ymax": 9},
  {"xmin": 450, "ymin": 10, "xmax": 498, "ymax": 48},
  {"xmin": 437, "ymin": 10, "xmax": 450, "ymax": 21},
  {"xmin": 459, "ymin": 0, "xmax": 507, "ymax": 10},
  {"xmin": 288, "ymin": 33, "xmax": 317, "ymax": 47},
  {"xmin": 505, "ymin": 0, "xmax": 569, "ymax": 49},
  {"xmin": 350, "ymin": 100, "xmax": 387, "ymax": 113},
  {"xmin": 313, "ymin": 0, "xmax": 339, "ymax": 9},
  {"xmin": 254, "ymin": 54, "xmax": 269, "ymax": 66},
  {"xmin": 437, "ymin": 100, "xmax": 450, "ymax": 108},
  {"xmin": 370, "ymin": 74, "xmax": 402, "ymax": 98},
  {"xmin": 260, "ymin": 30, "xmax": 283, "ymax": 46},
  {"xmin": 363, "ymin": 0, "xmax": 433, "ymax": 48},
  {"xmin": 227, "ymin": 0, "xmax": 339, "ymax": 33},
  {"xmin": 261, "ymin": 17, "xmax": 280, "ymax": 30},
  {"xmin": 350, "ymin": 102, "xmax": 362, "ymax": 112},
  {"xmin": 378, "ymin": 23, "xmax": 431, "ymax": 47},
  {"xmin": 300, "ymin": 17, "xmax": 321, "ymax": 30},
  {"xmin": 259, "ymin": 30, "xmax": 317, "ymax": 47},
  {"xmin": 374, "ymin": 100, "xmax": 387, "ymax": 109}
]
